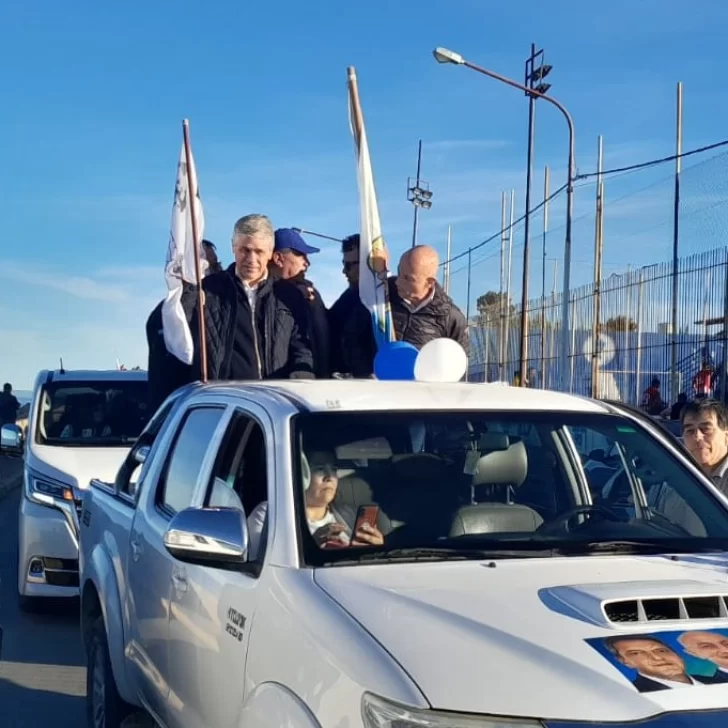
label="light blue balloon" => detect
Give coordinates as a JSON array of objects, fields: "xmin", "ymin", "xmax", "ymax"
[{"xmin": 373, "ymin": 341, "xmax": 418, "ymax": 380}]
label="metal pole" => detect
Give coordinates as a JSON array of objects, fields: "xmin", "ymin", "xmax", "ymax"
[
  {"xmin": 445, "ymin": 224, "xmax": 452, "ymax": 294},
  {"xmin": 499, "ymin": 192, "xmax": 507, "ymax": 379},
  {"xmin": 722, "ymin": 248, "xmax": 728, "ymax": 402},
  {"xmin": 505, "ymin": 190, "xmax": 515, "ymax": 374},
  {"xmin": 412, "ymin": 139, "xmax": 423, "ymax": 248},
  {"xmin": 635, "ymin": 271, "xmax": 644, "ymax": 406},
  {"xmin": 466, "ymin": 248, "xmax": 472, "ymax": 382},
  {"xmin": 569, "ymin": 294, "xmax": 577, "ymax": 393},
  {"xmin": 550, "ymin": 260, "xmax": 558, "ymax": 388},
  {"xmin": 518, "ymin": 43, "xmax": 538, "ymax": 386},
  {"xmin": 591, "ymin": 136, "xmax": 605, "ymax": 399},
  {"xmin": 540, "ymin": 166, "xmax": 550, "ymax": 388},
  {"xmin": 670, "ymin": 82, "xmax": 683, "ymax": 403}
]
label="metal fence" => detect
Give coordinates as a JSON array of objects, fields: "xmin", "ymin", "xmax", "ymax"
[
  {"xmin": 468, "ymin": 246, "xmax": 728, "ymax": 406},
  {"xmin": 444, "ymin": 137, "xmax": 728, "ymax": 406}
]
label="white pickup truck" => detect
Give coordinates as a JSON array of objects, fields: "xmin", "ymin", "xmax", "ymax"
[{"xmin": 80, "ymin": 380, "xmax": 728, "ymax": 728}]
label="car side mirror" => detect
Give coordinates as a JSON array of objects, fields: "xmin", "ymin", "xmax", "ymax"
[
  {"xmin": 163, "ymin": 507, "xmax": 249, "ymax": 568},
  {"xmin": 0, "ymin": 423, "xmax": 24, "ymax": 453}
]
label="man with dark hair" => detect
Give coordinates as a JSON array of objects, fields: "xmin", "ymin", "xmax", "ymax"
[
  {"xmin": 202, "ymin": 239, "xmax": 223, "ymax": 274},
  {"xmin": 680, "ymin": 398, "xmax": 728, "ymax": 495},
  {"xmin": 328, "ymin": 234, "xmax": 376, "ymax": 376},
  {"xmin": 604, "ymin": 634, "xmax": 724, "ymax": 692}
]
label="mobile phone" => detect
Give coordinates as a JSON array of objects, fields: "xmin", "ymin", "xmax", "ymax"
[{"xmin": 353, "ymin": 505, "xmax": 380, "ymax": 535}]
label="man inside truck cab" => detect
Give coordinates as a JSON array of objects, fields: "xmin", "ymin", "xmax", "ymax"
[{"xmin": 681, "ymin": 399, "xmax": 728, "ymax": 495}]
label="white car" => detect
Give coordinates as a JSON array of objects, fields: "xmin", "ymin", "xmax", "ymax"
[
  {"xmin": 15, "ymin": 368, "xmax": 149, "ymax": 609},
  {"xmin": 80, "ymin": 380, "xmax": 728, "ymax": 728}
]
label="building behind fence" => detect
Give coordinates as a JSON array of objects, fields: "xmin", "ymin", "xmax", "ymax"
[{"xmin": 467, "ymin": 245, "xmax": 728, "ymax": 407}]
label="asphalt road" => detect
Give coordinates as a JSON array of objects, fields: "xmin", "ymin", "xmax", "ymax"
[{"xmin": 0, "ymin": 458, "xmax": 87, "ymax": 727}]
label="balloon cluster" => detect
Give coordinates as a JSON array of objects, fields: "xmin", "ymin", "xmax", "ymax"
[{"xmin": 373, "ymin": 338, "xmax": 468, "ymax": 383}]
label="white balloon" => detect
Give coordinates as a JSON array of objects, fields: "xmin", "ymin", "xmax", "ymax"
[{"xmin": 414, "ymin": 338, "xmax": 468, "ymax": 383}]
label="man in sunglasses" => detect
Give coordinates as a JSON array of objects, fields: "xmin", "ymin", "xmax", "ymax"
[{"xmin": 270, "ymin": 228, "xmax": 331, "ymax": 378}]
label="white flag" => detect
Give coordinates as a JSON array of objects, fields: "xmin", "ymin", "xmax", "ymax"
[
  {"xmin": 347, "ymin": 68, "xmax": 395, "ymax": 349},
  {"xmin": 161, "ymin": 142, "xmax": 206, "ymax": 365}
]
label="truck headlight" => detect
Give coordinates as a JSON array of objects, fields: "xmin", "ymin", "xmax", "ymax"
[
  {"xmin": 362, "ymin": 694, "xmax": 543, "ymax": 728},
  {"xmin": 26, "ymin": 473, "xmax": 74, "ymax": 507}
]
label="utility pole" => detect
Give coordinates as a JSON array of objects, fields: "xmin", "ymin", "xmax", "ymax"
[{"xmin": 591, "ymin": 136, "xmax": 605, "ymax": 399}]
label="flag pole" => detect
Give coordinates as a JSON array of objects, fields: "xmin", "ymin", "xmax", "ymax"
[
  {"xmin": 182, "ymin": 119, "xmax": 208, "ymax": 383},
  {"xmin": 346, "ymin": 67, "xmax": 394, "ymax": 342}
]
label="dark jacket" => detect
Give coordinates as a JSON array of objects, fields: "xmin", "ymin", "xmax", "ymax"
[
  {"xmin": 0, "ymin": 392, "xmax": 20, "ymax": 425},
  {"xmin": 183, "ymin": 265, "xmax": 314, "ymax": 382},
  {"xmin": 340, "ymin": 278, "xmax": 469, "ymax": 377},
  {"xmin": 146, "ymin": 297, "xmax": 194, "ymax": 413},
  {"xmin": 329, "ymin": 287, "xmax": 376, "ymax": 377},
  {"xmin": 279, "ymin": 275, "xmax": 331, "ymax": 378}
]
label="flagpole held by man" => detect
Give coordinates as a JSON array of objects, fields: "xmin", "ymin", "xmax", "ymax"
[
  {"xmin": 160, "ymin": 119, "xmax": 208, "ymax": 380},
  {"xmin": 346, "ymin": 66, "xmax": 395, "ymax": 352}
]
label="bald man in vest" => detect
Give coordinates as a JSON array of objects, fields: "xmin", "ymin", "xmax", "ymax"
[{"xmin": 340, "ymin": 244, "xmax": 468, "ymax": 377}]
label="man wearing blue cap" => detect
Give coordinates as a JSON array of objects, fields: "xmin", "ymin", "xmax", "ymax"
[{"xmin": 270, "ymin": 228, "xmax": 331, "ymax": 378}]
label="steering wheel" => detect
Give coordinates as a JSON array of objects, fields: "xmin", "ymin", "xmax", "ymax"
[{"xmin": 541, "ymin": 505, "xmax": 622, "ymax": 535}]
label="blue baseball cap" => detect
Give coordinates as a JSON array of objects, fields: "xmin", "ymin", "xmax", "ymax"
[{"xmin": 274, "ymin": 228, "xmax": 320, "ymax": 255}]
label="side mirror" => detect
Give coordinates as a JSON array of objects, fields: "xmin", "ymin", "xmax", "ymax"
[
  {"xmin": 0, "ymin": 423, "xmax": 23, "ymax": 453},
  {"xmin": 163, "ymin": 507, "xmax": 249, "ymax": 568}
]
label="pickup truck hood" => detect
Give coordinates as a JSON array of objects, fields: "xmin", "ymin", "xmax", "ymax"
[
  {"xmin": 314, "ymin": 553, "xmax": 728, "ymax": 722},
  {"xmin": 30, "ymin": 444, "xmax": 129, "ymax": 489}
]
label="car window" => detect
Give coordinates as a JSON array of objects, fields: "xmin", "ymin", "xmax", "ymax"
[
  {"xmin": 159, "ymin": 406, "xmax": 225, "ymax": 514},
  {"xmin": 205, "ymin": 410, "xmax": 270, "ymax": 564},
  {"xmin": 291, "ymin": 410, "xmax": 728, "ymax": 565}
]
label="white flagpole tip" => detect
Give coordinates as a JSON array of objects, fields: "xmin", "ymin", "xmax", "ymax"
[{"xmin": 347, "ymin": 66, "xmax": 356, "ymax": 80}]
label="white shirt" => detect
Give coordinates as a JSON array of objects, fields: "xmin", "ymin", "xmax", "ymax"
[
  {"xmin": 640, "ymin": 673, "xmax": 697, "ymax": 689},
  {"xmin": 239, "ymin": 273, "xmax": 268, "ymax": 314}
]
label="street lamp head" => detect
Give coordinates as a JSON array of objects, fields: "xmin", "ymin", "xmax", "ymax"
[{"xmin": 433, "ymin": 47, "xmax": 464, "ymax": 65}]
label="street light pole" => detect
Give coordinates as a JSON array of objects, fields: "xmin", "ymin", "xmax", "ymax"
[
  {"xmin": 407, "ymin": 140, "xmax": 433, "ymax": 247},
  {"xmin": 432, "ymin": 46, "xmax": 575, "ymax": 392},
  {"xmin": 519, "ymin": 43, "xmax": 552, "ymax": 386}
]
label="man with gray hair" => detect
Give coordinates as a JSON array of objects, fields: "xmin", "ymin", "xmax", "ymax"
[{"xmin": 183, "ymin": 214, "xmax": 314, "ymax": 381}]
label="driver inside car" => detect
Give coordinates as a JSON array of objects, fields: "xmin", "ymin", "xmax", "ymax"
[{"xmin": 246, "ymin": 449, "xmax": 384, "ymax": 560}]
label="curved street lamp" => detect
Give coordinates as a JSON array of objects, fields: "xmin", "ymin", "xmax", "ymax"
[{"xmin": 433, "ymin": 47, "xmax": 576, "ymax": 392}]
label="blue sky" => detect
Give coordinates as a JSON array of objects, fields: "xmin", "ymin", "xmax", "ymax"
[{"xmin": 3, "ymin": 0, "xmax": 728, "ymax": 388}]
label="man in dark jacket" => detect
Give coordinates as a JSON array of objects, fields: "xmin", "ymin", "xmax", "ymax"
[
  {"xmin": 341, "ymin": 244, "xmax": 468, "ymax": 377},
  {"xmin": 183, "ymin": 214, "xmax": 314, "ymax": 381},
  {"xmin": 0, "ymin": 383, "xmax": 20, "ymax": 426},
  {"xmin": 329, "ymin": 234, "xmax": 377, "ymax": 376},
  {"xmin": 269, "ymin": 228, "xmax": 331, "ymax": 378}
]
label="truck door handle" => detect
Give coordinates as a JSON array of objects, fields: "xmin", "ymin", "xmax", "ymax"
[
  {"xmin": 171, "ymin": 572, "xmax": 188, "ymax": 593},
  {"xmin": 130, "ymin": 537, "xmax": 142, "ymax": 562}
]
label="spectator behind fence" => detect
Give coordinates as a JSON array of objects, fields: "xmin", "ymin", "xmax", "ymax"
[
  {"xmin": 340, "ymin": 244, "xmax": 468, "ymax": 377},
  {"xmin": 269, "ymin": 228, "xmax": 331, "ymax": 378},
  {"xmin": 183, "ymin": 214, "xmax": 314, "ymax": 382}
]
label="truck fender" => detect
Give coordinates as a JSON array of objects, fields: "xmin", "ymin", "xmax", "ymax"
[
  {"xmin": 81, "ymin": 544, "xmax": 134, "ymax": 705},
  {"xmin": 239, "ymin": 682, "xmax": 321, "ymax": 728}
]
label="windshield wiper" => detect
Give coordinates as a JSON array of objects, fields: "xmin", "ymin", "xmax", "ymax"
[
  {"xmin": 325, "ymin": 546, "xmax": 557, "ymax": 566},
  {"xmin": 553, "ymin": 540, "xmax": 727, "ymax": 556}
]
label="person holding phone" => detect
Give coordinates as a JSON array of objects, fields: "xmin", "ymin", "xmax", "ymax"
[{"xmin": 246, "ymin": 449, "xmax": 384, "ymax": 559}]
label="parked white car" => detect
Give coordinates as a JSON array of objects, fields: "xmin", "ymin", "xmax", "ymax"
[
  {"xmin": 80, "ymin": 380, "xmax": 728, "ymax": 728},
  {"xmin": 14, "ymin": 368, "xmax": 148, "ymax": 609}
]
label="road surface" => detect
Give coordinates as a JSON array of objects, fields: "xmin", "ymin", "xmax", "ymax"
[{"xmin": 0, "ymin": 458, "xmax": 87, "ymax": 726}]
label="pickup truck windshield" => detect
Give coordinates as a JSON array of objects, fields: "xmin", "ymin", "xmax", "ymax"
[
  {"xmin": 35, "ymin": 380, "xmax": 150, "ymax": 447},
  {"xmin": 293, "ymin": 410, "xmax": 728, "ymax": 564}
]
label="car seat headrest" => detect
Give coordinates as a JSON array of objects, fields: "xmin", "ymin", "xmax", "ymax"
[
  {"xmin": 391, "ymin": 452, "xmax": 448, "ymax": 482},
  {"xmin": 472, "ymin": 440, "xmax": 528, "ymax": 488}
]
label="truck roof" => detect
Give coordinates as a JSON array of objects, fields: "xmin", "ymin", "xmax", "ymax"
[
  {"xmin": 40, "ymin": 369, "xmax": 148, "ymax": 384},
  {"xmin": 202, "ymin": 380, "xmax": 610, "ymax": 414}
]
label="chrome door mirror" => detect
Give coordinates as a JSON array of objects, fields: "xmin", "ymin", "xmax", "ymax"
[
  {"xmin": 0, "ymin": 424, "xmax": 23, "ymax": 453},
  {"xmin": 163, "ymin": 507, "xmax": 249, "ymax": 567}
]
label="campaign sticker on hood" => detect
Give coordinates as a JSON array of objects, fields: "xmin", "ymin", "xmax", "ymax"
[{"xmin": 587, "ymin": 629, "xmax": 728, "ymax": 693}]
